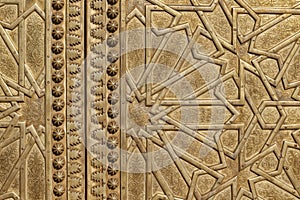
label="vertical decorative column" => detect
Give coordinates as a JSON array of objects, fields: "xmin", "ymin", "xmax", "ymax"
[
  {"xmin": 106, "ymin": 0, "xmax": 121, "ymax": 199},
  {"xmin": 49, "ymin": 0, "xmax": 67, "ymax": 199},
  {"xmin": 86, "ymin": 0, "xmax": 108, "ymax": 198},
  {"xmin": 86, "ymin": 0, "xmax": 121, "ymax": 199},
  {"xmin": 67, "ymin": 0, "xmax": 86, "ymax": 199}
]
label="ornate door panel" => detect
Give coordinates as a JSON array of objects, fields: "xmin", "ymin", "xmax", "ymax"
[
  {"xmin": 0, "ymin": 0, "xmax": 300, "ymax": 199},
  {"xmin": 0, "ymin": 0, "xmax": 47, "ymax": 199},
  {"xmin": 120, "ymin": 1, "xmax": 300, "ymax": 199}
]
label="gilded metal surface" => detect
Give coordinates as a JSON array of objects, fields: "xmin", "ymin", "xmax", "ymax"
[
  {"xmin": 0, "ymin": 0, "xmax": 299, "ymax": 199},
  {"xmin": 0, "ymin": 0, "xmax": 47, "ymax": 199}
]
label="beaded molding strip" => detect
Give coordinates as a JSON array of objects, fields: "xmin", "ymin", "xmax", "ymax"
[
  {"xmin": 48, "ymin": 0, "xmax": 121, "ymax": 199},
  {"xmin": 49, "ymin": 0, "xmax": 67, "ymax": 199},
  {"xmin": 87, "ymin": 0, "xmax": 121, "ymax": 199}
]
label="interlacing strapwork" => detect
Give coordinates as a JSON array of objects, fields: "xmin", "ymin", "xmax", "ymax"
[
  {"xmin": 0, "ymin": 0, "xmax": 46, "ymax": 199},
  {"xmin": 122, "ymin": 0, "xmax": 300, "ymax": 199},
  {"xmin": 1, "ymin": 0, "xmax": 300, "ymax": 200}
]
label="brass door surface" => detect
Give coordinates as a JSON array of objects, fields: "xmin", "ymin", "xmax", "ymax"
[{"xmin": 0, "ymin": 0, "xmax": 300, "ymax": 199}]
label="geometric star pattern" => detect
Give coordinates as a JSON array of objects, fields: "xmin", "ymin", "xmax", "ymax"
[
  {"xmin": 0, "ymin": 1, "xmax": 46, "ymax": 199},
  {"xmin": 2, "ymin": 0, "xmax": 300, "ymax": 199},
  {"xmin": 123, "ymin": 0, "xmax": 300, "ymax": 199}
]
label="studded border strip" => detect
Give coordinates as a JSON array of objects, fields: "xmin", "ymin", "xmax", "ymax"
[
  {"xmin": 47, "ymin": 0, "xmax": 121, "ymax": 199},
  {"xmin": 106, "ymin": 0, "xmax": 121, "ymax": 198},
  {"xmin": 87, "ymin": 0, "xmax": 121, "ymax": 199},
  {"xmin": 49, "ymin": 0, "xmax": 68, "ymax": 199}
]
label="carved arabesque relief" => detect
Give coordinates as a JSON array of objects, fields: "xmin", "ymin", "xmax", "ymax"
[{"xmin": 1, "ymin": 0, "xmax": 300, "ymax": 200}]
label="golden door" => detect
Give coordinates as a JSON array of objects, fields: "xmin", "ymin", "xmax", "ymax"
[{"xmin": 0, "ymin": 0, "xmax": 300, "ymax": 199}]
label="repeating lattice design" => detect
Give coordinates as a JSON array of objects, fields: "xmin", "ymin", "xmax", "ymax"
[
  {"xmin": 0, "ymin": 0, "xmax": 46, "ymax": 199},
  {"xmin": 122, "ymin": 0, "xmax": 300, "ymax": 199},
  {"xmin": 2, "ymin": 0, "xmax": 300, "ymax": 200}
]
